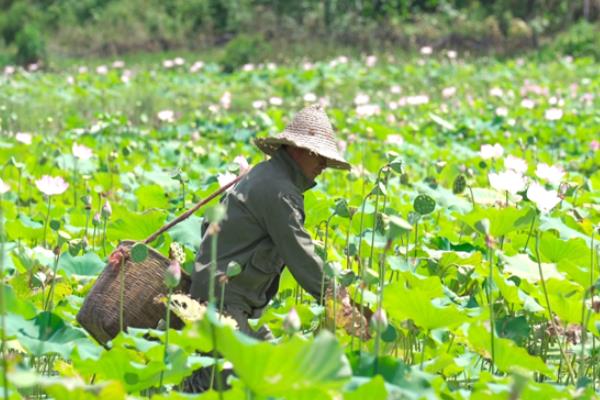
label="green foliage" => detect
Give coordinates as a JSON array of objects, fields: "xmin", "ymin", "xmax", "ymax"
[
  {"xmin": 548, "ymin": 21, "xmax": 600, "ymax": 60},
  {"xmin": 220, "ymin": 34, "xmax": 271, "ymax": 73},
  {"xmin": 15, "ymin": 24, "xmax": 46, "ymax": 65}
]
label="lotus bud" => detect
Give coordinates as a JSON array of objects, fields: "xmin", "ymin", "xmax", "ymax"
[
  {"xmin": 82, "ymin": 194, "xmax": 92, "ymax": 209},
  {"xmin": 101, "ymin": 200, "xmax": 112, "ymax": 219},
  {"xmin": 283, "ymin": 307, "xmax": 301, "ymax": 334},
  {"xmin": 370, "ymin": 308, "xmax": 388, "ymax": 332},
  {"xmin": 92, "ymin": 212, "xmax": 101, "ymax": 227},
  {"xmin": 164, "ymin": 259, "xmax": 181, "ymax": 289}
]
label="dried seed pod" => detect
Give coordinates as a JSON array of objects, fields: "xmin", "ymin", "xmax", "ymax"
[{"xmin": 453, "ymin": 175, "xmax": 467, "ymax": 194}]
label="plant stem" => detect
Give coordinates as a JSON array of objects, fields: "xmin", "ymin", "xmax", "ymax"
[
  {"xmin": 73, "ymin": 158, "xmax": 78, "ymax": 208},
  {"xmin": 83, "ymin": 210, "xmax": 90, "ymax": 239},
  {"xmin": 102, "ymin": 217, "xmax": 108, "ymax": 257},
  {"xmin": 487, "ymin": 244, "xmax": 495, "ymax": 373},
  {"xmin": 534, "ymin": 230, "xmax": 577, "ymax": 383},
  {"xmin": 0, "ymin": 198, "xmax": 9, "ymax": 400},
  {"xmin": 219, "ymin": 282, "xmax": 226, "ymax": 316},
  {"xmin": 208, "ymin": 231, "xmax": 218, "ymax": 306},
  {"xmin": 356, "ymin": 193, "xmax": 371, "ymax": 277},
  {"xmin": 467, "ymin": 185, "xmax": 476, "ymax": 209},
  {"xmin": 42, "ymin": 196, "xmax": 51, "ymax": 247},
  {"xmin": 158, "ymin": 288, "xmax": 172, "ymax": 390},
  {"xmin": 579, "ymin": 231, "xmax": 595, "ymax": 379},
  {"xmin": 413, "ymin": 221, "xmax": 419, "ymax": 258},
  {"xmin": 522, "ymin": 213, "xmax": 537, "ymax": 253},
  {"xmin": 43, "ymin": 250, "xmax": 61, "ymax": 312}
]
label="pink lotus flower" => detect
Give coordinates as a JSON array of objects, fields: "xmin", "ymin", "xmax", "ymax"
[
  {"xmin": 591, "ymin": 140, "xmax": 600, "ymax": 152},
  {"xmin": 0, "ymin": 178, "xmax": 10, "ymax": 194},
  {"xmin": 283, "ymin": 307, "xmax": 301, "ymax": 333},
  {"xmin": 164, "ymin": 259, "xmax": 182, "ymax": 289},
  {"xmin": 35, "ymin": 176, "xmax": 69, "ymax": 196},
  {"xmin": 233, "ymin": 156, "xmax": 250, "ymax": 174},
  {"xmin": 72, "ymin": 143, "xmax": 93, "ymax": 160}
]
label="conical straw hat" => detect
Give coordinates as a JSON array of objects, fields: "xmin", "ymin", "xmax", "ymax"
[{"xmin": 254, "ymin": 104, "xmax": 351, "ymax": 170}]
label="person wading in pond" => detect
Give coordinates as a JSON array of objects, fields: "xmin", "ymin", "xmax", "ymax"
[{"xmin": 183, "ymin": 104, "xmax": 354, "ymax": 392}]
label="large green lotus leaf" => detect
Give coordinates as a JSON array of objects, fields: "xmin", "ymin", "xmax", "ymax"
[
  {"xmin": 134, "ymin": 184, "xmax": 170, "ymax": 210},
  {"xmin": 5, "ymin": 215, "xmax": 43, "ymax": 242},
  {"xmin": 107, "ymin": 209, "xmax": 167, "ymax": 242},
  {"xmin": 347, "ymin": 352, "xmax": 409, "ymax": 386},
  {"xmin": 6, "ymin": 312, "xmax": 99, "ymax": 359},
  {"xmin": 461, "ymin": 206, "xmax": 535, "ymax": 238},
  {"xmin": 539, "ymin": 215, "xmax": 592, "ymax": 246},
  {"xmin": 501, "ymin": 253, "xmax": 563, "ymax": 283},
  {"xmin": 71, "ymin": 330, "xmax": 204, "ymax": 393},
  {"xmin": 466, "ymin": 323, "xmax": 555, "ymax": 378},
  {"xmin": 343, "ymin": 376, "xmax": 388, "ymax": 400},
  {"xmin": 200, "ymin": 314, "xmax": 351, "ymax": 397},
  {"xmin": 383, "ymin": 282, "xmax": 469, "ymax": 329},
  {"xmin": 1, "ymin": 283, "xmax": 37, "ymax": 318},
  {"xmin": 529, "ymin": 279, "xmax": 584, "ymax": 325},
  {"xmin": 8, "ymin": 370, "xmax": 126, "ymax": 400},
  {"xmin": 167, "ymin": 215, "xmax": 204, "ymax": 251},
  {"xmin": 538, "ymin": 235, "xmax": 589, "ymax": 264},
  {"xmin": 58, "ymin": 251, "xmax": 105, "ymax": 276}
]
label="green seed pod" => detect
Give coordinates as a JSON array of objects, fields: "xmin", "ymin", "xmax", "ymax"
[
  {"xmin": 169, "ymin": 242, "xmax": 186, "ymax": 265},
  {"xmin": 453, "ymin": 175, "xmax": 467, "ymax": 194},
  {"xmin": 400, "ymin": 173, "xmax": 409, "ymax": 185},
  {"xmin": 413, "ymin": 194, "xmax": 436, "ymax": 215}
]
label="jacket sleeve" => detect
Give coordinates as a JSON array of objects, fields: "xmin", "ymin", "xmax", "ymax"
[{"xmin": 259, "ymin": 189, "xmax": 325, "ymax": 301}]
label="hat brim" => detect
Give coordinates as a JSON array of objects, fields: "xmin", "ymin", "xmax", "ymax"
[{"xmin": 254, "ymin": 136, "xmax": 351, "ymax": 170}]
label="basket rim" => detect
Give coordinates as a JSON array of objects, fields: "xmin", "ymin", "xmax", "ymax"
[{"xmin": 118, "ymin": 240, "xmax": 191, "ymax": 277}]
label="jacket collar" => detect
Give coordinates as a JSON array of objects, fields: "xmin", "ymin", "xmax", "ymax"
[{"xmin": 271, "ymin": 147, "xmax": 316, "ymax": 192}]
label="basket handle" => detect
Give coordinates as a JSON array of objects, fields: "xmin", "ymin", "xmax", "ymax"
[{"xmin": 143, "ymin": 172, "xmax": 247, "ymax": 245}]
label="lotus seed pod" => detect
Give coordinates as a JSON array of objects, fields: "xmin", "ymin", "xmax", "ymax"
[
  {"xmin": 453, "ymin": 175, "xmax": 467, "ymax": 194},
  {"xmin": 413, "ymin": 194, "xmax": 436, "ymax": 215},
  {"xmin": 400, "ymin": 173, "xmax": 409, "ymax": 185},
  {"xmin": 169, "ymin": 242, "xmax": 186, "ymax": 264}
]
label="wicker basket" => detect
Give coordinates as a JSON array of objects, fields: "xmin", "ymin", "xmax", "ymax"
[{"xmin": 76, "ymin": 240, "xmax": 191, "ymax": 344}]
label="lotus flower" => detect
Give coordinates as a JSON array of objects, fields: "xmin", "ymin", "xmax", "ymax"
[
  {"xmin": 535, "ymin": 163, "xmax": 564, "ymax": 186},
  {"xmin": 164, "ymin": 259, "xmax": 182, "ymax": 289},
  {"xmin": 157, "ymin": 110, "xmax": 175, "ymax": 122},
  {"xmin": 480, "ymin": 143, "xmax": 504, "ymax": 160},
  {"xmin": 527, "ymin": 182, "xmax": 561, "ymax": 214},
  {"xmin": 16, "ymin": 132, "xmax": 32, "ymax": 145},
  {"xmin": 35, "ymin": 176, "xmax": 69, "ymax": 196},
  {"xmin": 72, "ymin": 143, "xmax": 93, "ymax": 160},
  {"xmin": 544, "ymin": 108, "xmax": 563, "ymax": 121},
  {"xmin": 0, "ymin": 178, "xmax": 10, "ymax": 194},
  {"xmin": 283, "ymin": 307, "xmax": 301, "ymax": 334},
  {"xmin": 488, "ymin": 170, "xmax": 527, "ymax": 195},
  {"xmin": 504, "ymin": 155, "xmax": 528, "ymax": 175}
]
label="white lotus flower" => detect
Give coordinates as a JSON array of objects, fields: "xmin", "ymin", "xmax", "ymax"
[
  {"xmin": 488, "ymin": 170, "xmax": 527, "ymax": 195},
  {"xmin": 366, "ymin": 55, "xmax": 377, "ymax": 67},
  {"xmin": 220, "ymin": 91, "xmax": 231, "ymax": 109},
  {"xmin": 354, "ymin": 93, "xmax": 370, "ymax": 105},
  {"xmin": 96, "ymin": 65, "xmax": 108, "ymax": 75},
  {"xmin": 242, "ymin": 64, "xmax": 254, "ymax": 71},
  {"xmin": 420, "ymin": 46, "xmax": 432, "ymax": 55},
  {"xmin": 303, "ymin": 92, "xmax": 317, "ymax": 102},
  {"xmin": 521, "ymin": 99, "xmax": 535, "ymax": 109},
  {"xmin": 252, "ymin": 100, "xmax": 265, "ymax": 109},
  {"xmin": 0, "ymin": 178, "xmax": 10, "ymax": 194},
  {"xmin": 527, "ymin": 181, "xmax": 561, "ymax": 214},
  {"xmin": 72, "ymin": 143, "xmax": 93, "ymax": 160},
  {"xmin": 442, "ymin": 87, "xmax": 456, "ymax": 98},
  {"xmin": 163, "ymin": 59, "xmax": 174, "ymax": 68},
  {"xmin": 480, "ymin": 143, "xmax": 504, "ymax": 160},
  {"xmin": 112, "ymin": 60, "xmax": 125, "ymax": 68},
  {"xmin": 157, "ymin": 110, "xmax": 175, "ymax": 122},
  {"xmin": 504, "ymin": 155, "xmax": 528, "ymax": 174},
  {"xmin": 489, "ymin": 87, "xmax": 504, "ymax": 97},
  {"xmin": 386, "ymin": 134, "xmax": 404, "ymax": 146},
  {"xmin": 355, "ymin": 104, "xmax": 380, "ymax": 117},
  {"xmin": 404, "ymin": 95, "xmax": 429, "ymax": 106},
  {"xmin": 269, "ymin": 97, "xmax": 283, "ymax": 106},
  {"xmin": 35, "ymin": 176, "xmax": 69, "ymax": 196},
  {"xmin": 446, "ymin": 50, "xmax": 457, "ymax": 59},
  {"xmin": 535, "ymin": 163, "xmax": 564, "ymax": 185},
  {"xmin": 190, "ymin": 61, "xmax": 204, "ymax": 73},
  {"xmin": 16, "ymin": 132, "xmax": 32, "ymax": 145},
  {"xmin": 495, "ymin": 107, "xmax": 508, "ymax": 117},
  {"xmin": 174, "ymin": 57, "xmax": 185, "ymax": 66},
  {"xmin": 544, "ymin": 108, "xmax": 563, "ymax": 121},
  {"xmin": 390, "ymin": 85, "xmax": 402, "ymax": 94},
  {"xmin": 217, "ymin": 172, "xmax": 237, "ymax": 188}
]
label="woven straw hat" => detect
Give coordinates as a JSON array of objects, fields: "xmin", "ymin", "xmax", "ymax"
[{"xmin": 254, "ymin": 104, "xmax": 351, "ymax": 170}]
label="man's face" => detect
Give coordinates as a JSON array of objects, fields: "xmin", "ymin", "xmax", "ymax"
[{"xmin": 288, "ymin": 147, "xmax": 327, "ymax": 181}]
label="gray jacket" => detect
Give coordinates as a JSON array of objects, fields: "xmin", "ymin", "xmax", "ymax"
[{"xmin": 190, "ymin": 147, "xmax": 325, "ymax": 317}]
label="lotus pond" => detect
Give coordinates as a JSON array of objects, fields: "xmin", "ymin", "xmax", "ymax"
[{"xmin": 0, "ymin": 53, "xmax": 599, "ymax": 399}]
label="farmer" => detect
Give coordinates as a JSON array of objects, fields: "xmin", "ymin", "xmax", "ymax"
[{"xmin": 184, "ymin": 104, "xmax": 351, "ymax": 392}]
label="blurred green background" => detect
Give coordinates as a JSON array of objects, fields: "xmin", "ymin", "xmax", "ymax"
[{"xmin": 0, "ymin": 0, "xmax": 599, "ymax": 67}]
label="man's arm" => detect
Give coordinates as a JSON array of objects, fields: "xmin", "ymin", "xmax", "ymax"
[{"xmin": 259, "ymin": 190, "xmax": 325, "ymax": 301}]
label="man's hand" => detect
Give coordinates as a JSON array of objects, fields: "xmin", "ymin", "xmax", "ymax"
[{"xmin": 324, "ymin": 286, "xmax": 373, "ymax": 340}]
